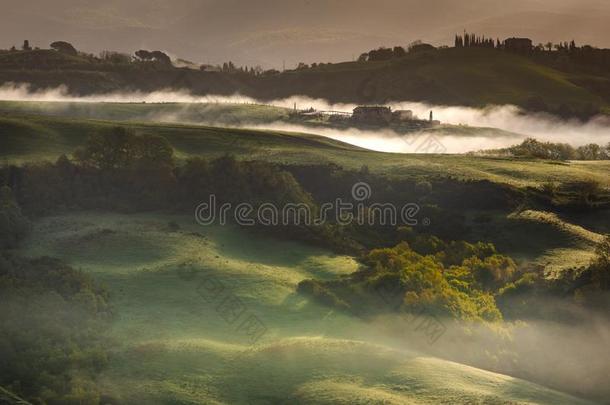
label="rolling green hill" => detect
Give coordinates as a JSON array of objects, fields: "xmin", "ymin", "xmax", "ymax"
[
  {"xmin": 1, "ymin": 47, "xmax": 609, "ymax": 113},
  {"xmin": 258, "ymin": 47, "xmax": 608, "ymax": 109},
  {"xmin": 2, "ymin": 110, "xmax": 608, "ymax": 276},
  {"xmin": 17, "ymin": 212, "xmax": 595, "ymax": 404},
  {"xmin": 2, "ymin": 112, "xmax": 609, "ymax": 190},
  {"xmin": 2, "ymin": 109, "xmax": 608, "ymax": 403},
  {"xmin": 0, "ymin": 100, "xmax": 290, "ymax": 125}
]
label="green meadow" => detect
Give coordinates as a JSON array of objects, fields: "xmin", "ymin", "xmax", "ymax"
[
  {"xmin": 17, "ymin": 212, "xmax": 593, "ymax": 404},
  {"xmin": 1, "ymin": 102, "xmax": 609, "ymax": 404},
  {"xmin": 1, "ymin": 107, "xmax": 609, "ymax": 189},
  {"xmin": 2, "ymin": 103, "xmax": 607, "ymax": 278}
]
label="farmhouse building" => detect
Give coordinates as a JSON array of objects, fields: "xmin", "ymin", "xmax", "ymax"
[
  {"xmin": 504, "ymin": 37, "xmax": 533, "ymax": 52},
  {"xmin": 393, "ymin": 109, "xmax": 414, "ymax": 121},
  {"xmin": 352, "ymin": 106, "xmax": 393, "ymax": 124}
]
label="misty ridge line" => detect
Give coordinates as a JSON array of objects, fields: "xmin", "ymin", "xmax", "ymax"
[{"xmin": 1, "ymin": 82, "xmax": 609, "ymax": 153}]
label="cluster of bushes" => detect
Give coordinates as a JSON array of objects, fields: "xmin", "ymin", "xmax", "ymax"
[
  {"xmin": 134, "ymin": 49, "xmax": 171, "ymax": 65},
  {"xmin": 2, "ymin": 128, "xmax": 526, "ymax": 256},
  {"xmin": 299, "ymin": 225, "xmax": 610, "ymax": 323},
  {"xmin": 357, "ymin": 42, "xmax": 436, "ymax": 62},
  {"xmin": 298, "ymin": 232, "xmax": 520, "ymax": 322},
  {"xmin": 0, "ymin": 186, "xmax": 112, "ymax": 403},
  {"xmin": 0, "ymin": 254, "xmax": 112, "ymax": 404},
  {"xmin": 0, "ymin": 127, "xmax": 313, "ymax": 216},
  {"xmin": 483, "ymin": 138, "xmax": 610, "ymax": 160},
  {"xmin": 530, "ymin": 41, "xmax": 610, "ymax": 75}
]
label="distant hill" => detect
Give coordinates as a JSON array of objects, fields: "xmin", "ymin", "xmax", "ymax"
[
  {"xmin": 0, "ymin": 47, "xmax": 609, "ymax": 116},
  {"xmin": 2, "ymin": 0, "xmax": 609, "ymax": 67}
]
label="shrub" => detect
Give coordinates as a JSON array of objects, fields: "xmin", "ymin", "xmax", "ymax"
[
  {"xmin": 0, "ymin": 186, "xmax": 30, "ymax": 249},
  {"xmin": 0, "ymin": 254, "xmax": 111, "ymax": 402},
  {"xmin": 313, "ymin": 240, "xmax": 511, "ymax": 322}
]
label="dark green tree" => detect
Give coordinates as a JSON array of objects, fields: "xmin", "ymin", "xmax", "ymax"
[{"xmin": 50, "ymin": 41, "xmax": 77, "ymax": 56}]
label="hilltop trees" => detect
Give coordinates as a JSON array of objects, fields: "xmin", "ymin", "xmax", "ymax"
[
  {"xmin": 50, "ymin": 41, "xmax": 77, "ymax": 56},
  {"xmin": 99, "ymin": 50, "xmax": 132, "ymax": 63},
  {"xmin": 358, "ymin": 42, "xmax": 436, "ymax": 62},
  {"xmin": 135, "ymin": 49, "xmax": 171, "ymax": 65},
  {"xmin": 392, "ymin": 46, "xmax": 407, "ymax": 58},
  {"xmin": 455, "ymin": 32, "xmax": 497, "ymax": 48},
  {"xmin": 135, "ymin": 49, "xmax": 153, "ymax": 60},
  {"xmin": 365, "ymin": 46, "xmax": 411, "ymax": 61},
  {"xmin": 453, "ymin": 33, "xmax": 610, "ymax": 73},
  {"xmin": 151, "ymin": 50, "xmax": 171, "ymax": 65}
]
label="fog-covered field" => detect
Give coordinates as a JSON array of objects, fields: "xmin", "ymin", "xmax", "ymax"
[{"xmin": 2, "ymin": 83, "xmax": 609, "ymax": 153}]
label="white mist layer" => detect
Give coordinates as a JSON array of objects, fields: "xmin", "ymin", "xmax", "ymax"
[{"xmin": 1, "ymin": 83, "xmax": 609, "ymax": 153}]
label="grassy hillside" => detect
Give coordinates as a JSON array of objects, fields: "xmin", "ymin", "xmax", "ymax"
[
  {"xmin": 17, "ymin": 212, "xmax": 595, "ymax": 404},
  {"xmin": 0, "ymin": 100, "xmax": 290, "ymax": 126},
  {"xmin": 1, "ymin": 48, "xmax": 608, "ymax": 112},
  {"xmin": 3, "ymin": 108, "xmax": 608, "ymax": 402},
  {"xmin": 3, "ymin": 111, "xmax": 608, "ymax": 276},
  {"xmin": 2, "ymin": 113, "xmax": 610, "ymax": 190},
  {"xmin": 261, "ymin": 47, "xmax": 607, "ymax": 109}
]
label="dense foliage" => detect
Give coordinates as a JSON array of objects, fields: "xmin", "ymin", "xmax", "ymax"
[
  {"xmin": 298, "ymin": 233, "xmax": 518, "ymax": 322},
  {"xmin": 484, "ymin": 138, "xmax": 610, "ymax": 160},
  {"xmin": 299, "ymin": 229, "xmax": 610, "ymax": 324},
  {"xmin": 0, "ymin": 127, "xmax": 312, "ymax": 216},
  {"xmin": 0, "ymin": 254, "xmax": 112, "ymax": 404},
  {"xmin": 0, "ymin": 189, "xmax": 112, "ymax": 404}
]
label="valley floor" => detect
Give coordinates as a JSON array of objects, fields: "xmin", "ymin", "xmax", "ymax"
[{"xmin": 19, "ymin": 212, "xmax": 596, "ymax": 404}]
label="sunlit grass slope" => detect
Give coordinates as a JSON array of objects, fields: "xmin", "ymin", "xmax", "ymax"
[
  {"xmin": 284, "ymin": 47, "xmax": 607, "ymax": 109},
  {"xmin": 0, "ymin": 100, "xmax": 290, "ymax": 126},
  {"xmin": 18, "ymin": 212, "xmax": 593, "ymax": 404},
  {"xmin": 464, "ymin": 208, "xmax": 606, "ymax": 277},
  {"xmin": 2, "ymin": 113, "xmax": 609, "ymax": 189}
]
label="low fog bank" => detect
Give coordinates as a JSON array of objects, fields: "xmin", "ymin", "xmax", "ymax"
[
  {"xmin": 248, "ymin": 123, "xmax": 525, "ymax": 154},
  {"xmin": 2, "ymin": 83, "xmax": 609, "ymax": 153},
  {"xmin": 361, "ymin": 309, "xmax": 610, "ymax": 402}
]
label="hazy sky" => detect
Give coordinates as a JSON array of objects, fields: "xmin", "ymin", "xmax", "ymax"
[{"xmin": 2, "ymin": 0, "xmax": 609, "ymax": 68}]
